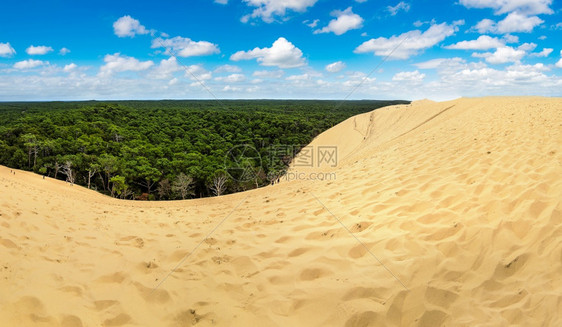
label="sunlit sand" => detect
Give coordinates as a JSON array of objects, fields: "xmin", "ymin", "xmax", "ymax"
[{"xmin": 1, "ymin": 97, "xmax": 561, "ymax": 326}]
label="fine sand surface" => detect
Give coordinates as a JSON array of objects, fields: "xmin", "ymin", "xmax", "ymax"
[{"xmin": 1, "ymin": 97, "xmax": 561, "ymax": 326}]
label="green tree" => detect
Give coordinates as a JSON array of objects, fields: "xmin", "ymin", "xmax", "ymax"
[{"xmin": 110, "ymin": 175, "xmax": 127, "ymax": 198}]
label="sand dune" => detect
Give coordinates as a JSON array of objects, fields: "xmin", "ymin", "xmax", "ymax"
[{"xmin": 1, "ymin": 97, "xmax": 561, "ymax": 326}]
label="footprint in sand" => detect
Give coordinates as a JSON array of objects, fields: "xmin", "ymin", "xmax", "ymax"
[
  {"xmin": 60, "ymin": 315, "xmax": 83, "ymax": 327},
  {"xmin": 115, "ymin": 235, "xmax": 144, "ymax": 248}
]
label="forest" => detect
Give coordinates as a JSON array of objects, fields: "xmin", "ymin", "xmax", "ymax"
[{"xmin": 0, "ymin": 100, "xmax": 408, "ymax": 200}]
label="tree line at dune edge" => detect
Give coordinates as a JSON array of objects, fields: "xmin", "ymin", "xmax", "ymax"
[{"xmin": 0, "ymin": 100, "xmax": 409, "ymax": 200}]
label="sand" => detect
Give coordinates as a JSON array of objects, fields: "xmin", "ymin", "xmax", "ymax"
[{"xmin": 1, "ymin": 97, "xmax": 561, "ymax": 326}]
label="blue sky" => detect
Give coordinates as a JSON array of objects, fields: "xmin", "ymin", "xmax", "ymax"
[{"xmin": 0, "ymin": 0, "xmax": 561, "ymax": 100}]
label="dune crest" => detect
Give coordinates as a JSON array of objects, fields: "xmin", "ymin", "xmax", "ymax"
[{"xmin": 1, "ymin": 97, "xmax": 561, "ymax": 326}]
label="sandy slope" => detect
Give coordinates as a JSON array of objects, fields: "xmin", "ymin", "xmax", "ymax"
[{"xmin": 1, "ymin": 97, "xmax": 561, "ymax": 326}]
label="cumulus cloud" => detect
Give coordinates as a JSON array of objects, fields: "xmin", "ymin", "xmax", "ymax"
[
  {"xmin": 342, "ymin": 71, "xmax": 376, "ymax": 88},
  {"xmin": 113, "ymin": 15, "xmax": 150, "ymax": 37},
  {"xmin": 63, "ymin": 63, "xmax": 77, "ymax": 72},
  {"xmin": 149, "ymin": 57, "xmax": 182, "ymax": 79},
  {"xmin": 445, "ymin": 35, "xmax": 504, "ymax": 50},
  {"xmin": 325, "ymin": 61, "xmax": 346, "ymax": 73},
  {"xmin": 415, "ymin": 57, "xmax": 467, "ymax": 70},
  {"xmin": 459, "ymin": 0, "xmax": 553, "ymax": 15},
  {"xmin": 473, "ymin": 12, "xmax": 544, "ymax": 34},
  {"xmin": 496, "ymin": 12, "xmax": 543, "ymax": 33},
  {"xmin": 503, "ymin": 34, "xmax": 519, "ymax": 43},
  {"xmin": 214, "ymin": 0, "xmax": 228, "ymax": 4},
  {"xmin": 314, "ymin": 7, "xmax": 363, "ymax": 35},
  {"xmin": 231, "ymin": 37, "xmax": 306, "ymax": 68},
  {"xmin": 2, "ymin": 60, "xmax": 561, "ymax": 101},
  {"xmin": 354, "ymin": 22, "xmax": 460, "ymax": 59},
  {"xmin": 214, "ymin": 64, "xmax": 242, "ymax": 73},
  {"xmin": 152, "ymin": 36, "xmax": 220, "ymax": 57},
  {"xmin": 0, "ymin": 42, "xmax": 16, "ymax": 57},
  {"xmin": 557, "ymin": 51, "xmax": 562, "ymax": 68},
  {"xmin": 474, "ymin": 19, "xmax": 495, "ymax": 33},
  {"xmin": 286, "ymin": 73, "xmax": 313, "ymax": 81},
  {"xmin": 184, "ymin": 65, "xmax": 212, "ymax": 81},
  {"xmin": 472, "ymin": 46, "xmax": 526, "ymax": 64},
  {"xmin": 26, "ymin": 45, "xmax": 53, "ymax": 55},
  {"xmin": 387, "ymin": 2, "xmax": 410, "ymax": 16},
  {"xmin": 241, "ymin": 0, "xmax": 318, "ymax": 23},
  {"xmin": 447, "ymin": 63, "xmax": 552, "ymax": 87},
  {"xmin": 529, "ymin": 48, "xmax": 553, "ymax": 57},
  {"xmin": 59, "ymin": 48, "xmax": 71, "ymax": 55},
  {"xmin": 14, "ymin": 59, "xmax": 48, "ymax": 69},
  {"xmin": 518, "ymin": 42, "xmax": 536, "ymax": 52},
  {"xmin": 252, "ymin": 70, "xmax": 284, "ymax": 78},
  {"xmin": 215, "ymin": 73, "xmax": 246, "ymax": 83},
  {"xmin": 392, "ymin": 70, "xmax": 425, "ymax": 83},
  {"xmin": 99, "ymin": 53, "xmax": 154, "ymax": 77}
]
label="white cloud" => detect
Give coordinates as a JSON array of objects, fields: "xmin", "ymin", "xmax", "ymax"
[
  {"xmin": 215, "ymin": 73, "xmax": 246, "ymax": 83},
  {"xmin": 387, "ymin": 2, "xmax": 410, "ymax": 16},
  {"xmin": 99, "ymin": 53, "xmax": 154, "ymax": 76},
  {"xmin": 241, "ymin": 0, "xmax": 318, "ymax": 23},
  {"xmin": 445, "ymin": 35, "xmax": 504, "ymax": 50},
  {"xmin": 184, "ymin": 65, "xmax": 212, "ymax": 81},
  {"xmin": 503, "ymin": 34, "xmax": 519, "ymax": 43},
  {"xmin": 557, "ymin": 51, "xmax": 562, "ymax": 68},
  {"xmin": 222, "ymin": 85, "xmax": 242, "ymax": 92},
  {"xmin": 2, "ymin": 60, "xmax": 561, "ymax": 101},
  {"xmin": 472, "ymin": 46, "xmax": 526, "ymax": 64},
  {"xmin": 63, "ymin": 63, "xmax": 77, "ymax": 72},
  {"xmin": 0, "ymin": 42, "xmax": 16, "ymax": 57},
  {"xmin": 473, "ymin": 12, "xmax": 544, "ymax": 34},
  {"xmin": 168, "ymin": 78, "xmax": 179, "ymax": 86},
  {"xmin": 459, "ymin": 0, "xmax": 553, "ymax": 15},
  {"xmin": 392, "ymin": 70, "xmax": 425, "ymax": 83},
  {"xmin": 304, "ymin": 19, "xmax": 319, "ymax": 28},
  {"xmin": 152, "ymin": 36, "xmax": 220, "ymax": 57},
  {"xmin": 325, "ymin": 61, "xmax": 346, "ymax": 73},
  {"xmin": 26, "ymin": 45, "xmax": 53, "ymax": 55},
  {"xmin": 14, "ymin": 59, "xmax": 48, "ymax": 69},
  {"xmin": 214, "ymin": 64, "xmax": 242, "ymax": 73},
  {"xmin": 517, "ymin": 42, "xmax": 536, "ymax": 52},
  {"xmin": 415, "ymin": 57, "xmax": 467, "ymax": 70},
  {"xmin": 529, "ymin": 48, "xmax": 552, "ymax": 57},
  {"xmin": 342, "ymin": 71, "xmax": 376, "ymax": 88},
  {"xmin": 215, "ymin": 0, "xmax": 228, "ymax": 4},
  {"xmin": 59, "ymin": 48, "xmax": 71, "ymax": 55},
  {"xmin": 496, "ymin": 12, "xmax": 543, "ymax": 33},
  {"xmin": 354, "ymin": 22, "xmax": 459, "ymax": 59},
  {"xmin": 231, "ymin": 37, "xmax": 305, "ymax": 68},
  {"xmin": 252, "ymin": 70, "xmax": 284, "ymax": 78},
  {"xmin": 474, "ymin": 19, "xmax": 495, "ymax": 33},
  {"xmin": 149, "ymin": 57, "xmax": 182, "ymax": 79},
  {"xmin": 286, "ymin": 73, "xmax": 311, "ymax": 81},
  {"xmin": 113, "ymin": 15, "xmax": 149, "ymax": 37},
  {"xmin": 314, "ymin": 7, "xmax": 363, "ymax": 35}
]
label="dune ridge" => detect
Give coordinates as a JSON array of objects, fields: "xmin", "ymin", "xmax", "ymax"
[{"xmin": 1, "ymin": 97, "xmax": 561, "ymax": 326}]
